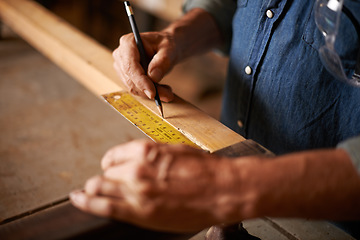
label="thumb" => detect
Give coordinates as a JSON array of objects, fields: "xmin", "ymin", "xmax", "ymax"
[
  {"xmin": 147, "ymin": 48, "xmax": 175, "ymax": 83},
  {"xmin": 147, "ymin": 49, "xmax": 175, "ymax": 102}
]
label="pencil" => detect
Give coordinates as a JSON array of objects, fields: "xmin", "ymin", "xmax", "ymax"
[{"xmin": 123, "ymin": 1, "xmax": 164, "ymax": 118}]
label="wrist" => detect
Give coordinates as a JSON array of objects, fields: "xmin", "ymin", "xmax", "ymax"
[
  {"xmin": 162, "ymin": 8, "xmax": 222, "ymax": 62},
  {"xmin": 213, "ymin": 157, "xmax": 264, "ymax": 223}
]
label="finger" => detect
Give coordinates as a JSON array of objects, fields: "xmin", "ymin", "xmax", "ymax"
[
  {"xmin": 102, "ymin": 143, "xmax": 205, "ymax": 181},
  {"xmin": 113, "ymin": 48, "xmax": 137, "ymax": 90},
  {"xmin": 70, "ymin": 190, "xmax": 131, "ymax": 220},
  {"xmin": 113, "ymin": 61, "xmax": 148, "ymax": 98},
  {"xmin": 113, "ymin": 60, "xmax": 130, "ymax": 88},
  {"xmin": 101, "ymin": 140, "xmax": 202, "ymax": 170},
  {"xmin": 118, "ymin": 35, "xmax": 156, "ymax": 99},
  {"xmin": 147, "ymin": 50, "xmax": 175, "ymax": 103},
  {"xmin": 148, "ymin": 48, "xmax": 174, "ymax": 83},
  {"xmin": 103, "ymin": 156, "xmax": 158, "ymax": 182},
  {"xmin": 113, "ymin": 48, "xmax": 149, "ymax": 98},
  {"xmin": 101, "ymin": 139, "xmax": 156, "ymax": 170},
  {"xmin": 120, "ymin": 60, "xmax": 154, "ymax": 98},
  {"xmin": 83, "ymin": 174, "xmax": 155, "ymax": 215},
  {"xmin": 103, "ymin": 163, "xmax": 142, "ymax": 181},
  {"xmin": 84, "ymin": 175, "xmax": 124, "ymax": 198}
]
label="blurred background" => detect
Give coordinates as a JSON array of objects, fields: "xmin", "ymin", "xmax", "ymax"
[{"xmin": 34, "ymin": 0, "xmax": 229, "ymax": 119}]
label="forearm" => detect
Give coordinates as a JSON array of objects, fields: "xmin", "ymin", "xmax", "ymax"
[
  {"xmin": 223, "ymin": 149, "xmax": 360, "ymax": 222},
  {"xmin": 163, "ymin": 8, "xmax": 223, "ymax": 63}
]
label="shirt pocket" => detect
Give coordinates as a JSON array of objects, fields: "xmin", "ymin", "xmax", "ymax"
[
  {"xmin": 302, "ymin": 3, "xmax": 359, "ymax": 73},
  {"xmin": 237, "ymin": 0, "xmax": 248, "ymax": 8},
  {"xmin": 301, "ymin": 4, "xmax": 321, "ymax": 51}
]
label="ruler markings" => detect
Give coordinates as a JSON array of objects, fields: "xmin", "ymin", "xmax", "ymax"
[{"xmin": 102, "ymin": 91, "xmax": 199, "ymax": 148}]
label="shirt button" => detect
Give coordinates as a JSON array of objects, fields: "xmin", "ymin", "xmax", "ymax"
[
  {"xmin": 245, "ymin": 66, "xmax": 252, "ymax": 75},
  {"xmin": 266, "ymin": 10, "xmax": 274, "ymax": 19},
  {"xmin": 237, "ymin": 120, "xmax": 244, "ymax": 128}
]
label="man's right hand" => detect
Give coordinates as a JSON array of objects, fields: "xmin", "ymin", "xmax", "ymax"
[
  {"xmin": 112, "ymin": 8, "xmax": 223, "ymax": 102},
  {"xmin": 112, "ymin": 31, "xmax": 176, "ymax": 102}
]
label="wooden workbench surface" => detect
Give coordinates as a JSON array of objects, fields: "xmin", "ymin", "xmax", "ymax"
[{"xmin": 0, "ymin": 35, "xmax": 145, "ymax": 222}]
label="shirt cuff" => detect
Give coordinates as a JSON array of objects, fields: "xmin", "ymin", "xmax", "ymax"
[
  {"xmin": 337, "ymin": 136, "xmax": 360, "ymax": 175},
  {"xmin": 182, "ymin": 0, "xmax": 236, "ymax": 54}
]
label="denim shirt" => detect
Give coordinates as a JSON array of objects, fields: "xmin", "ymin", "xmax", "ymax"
[{"xmin": 184, "ymin": 0, "xmax": 360, "ymax": 157}]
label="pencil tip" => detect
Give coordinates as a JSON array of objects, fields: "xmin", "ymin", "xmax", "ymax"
[{"xmin": 156, "ymin": 105, "xmax": 164, "ymax": 119}]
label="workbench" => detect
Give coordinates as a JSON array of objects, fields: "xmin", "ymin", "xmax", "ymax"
[{"xmin": 0, "ymin": 0, "xmax": 355, "ymax": 239}]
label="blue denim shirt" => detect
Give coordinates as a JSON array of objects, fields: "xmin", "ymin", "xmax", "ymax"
[{"xmin": 184, "ymin": 0, "xmax": 360, "ymax": 159}]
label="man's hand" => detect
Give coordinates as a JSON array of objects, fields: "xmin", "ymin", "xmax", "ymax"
[
  {"xmin": 112, "ymin": 31, "xmax": 176, "ymax": 102},
  {"xmin": 112, "ymin": 8, "xmax": 223, "ymax": 103},
  {"xmin": 70, "ymin": 139, "xmax": 360, "ymax": 232},
  {"xmin": 70, "ymin": 140, "xmax": 241, "ymax": 232}
]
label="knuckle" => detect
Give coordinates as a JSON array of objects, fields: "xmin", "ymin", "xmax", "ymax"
[
  {"xmin": 119, "ymin": 33, "xmax": 134, "ymax": 46},
  {"xmin": 123, "ymin": 77, "xmax": 137, "ymax": 93},
  {"xmin": 122, "ymin": 61, "xmax": 132, "ymax": 74},
  {"xmin": 134, "ymin": 164, "xmax": 147, "ymax": 178},
  {"xmin": 101, "ymin": 145, "xmax": 120, "ymax": 169},
  {"xmin": 162, "ymin": 49, "xmax": 176, "ymax": 68},
  {"xmin": 132, "ymin": 164, "xmax": 149, "ymax": 180},
  {"xmin": 150, "ymin": 53, "xmax": 172, "ymax": 74},
  {"xmin": 140, "ymin": 141, "xmax": 156, "ymax": 156},
  {"xmin": 85, "ymin": 176, "xmax": 102, "ymax": 195},
  {"xmin": 134, "ymin": 78, "xmax": 150, "ymax": 91},
  {"xmin": 123, "ymin": 74, "xmax": 132, "ymax": 86},
  {"xmin": 143, "ymin": 139, "xmax": 156, "ymax": 148},
  {"xmin": 129, "ymin": 87, "xmax": 139, "ymax": 96},
  {"xmin": 137, "ymin": 182, "xmax": 153, "ymax": 195},
  {"xmin": 112, "ymin": 48, "xmax": 118, "ymax": 59},
  {"xmin": 158, "ymin": 53, "xmax": 171, "ymax": 65}
]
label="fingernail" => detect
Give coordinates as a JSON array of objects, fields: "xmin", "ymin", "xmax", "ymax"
[
  {"xmin": 149, "ymin": 68, "xmax": 163, "ymax": 82},
  {"xmin": 70, "ymin": 191, "xmax": 86, "ymax": 205},
  {"xmin": 144, "ymin": 90, "xmax": 152, "ymax": 99}
]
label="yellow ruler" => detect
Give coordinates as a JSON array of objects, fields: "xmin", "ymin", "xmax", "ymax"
[{"xmin": 102, "ymin": 91, "xmax": 200, "ymax": 148}]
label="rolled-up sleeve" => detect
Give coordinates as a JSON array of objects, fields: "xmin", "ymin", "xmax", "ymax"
[
  {"xmin": 183, "ymin": 0, "xmax": 237, "ymax": 54},
  {"xmin": 337, "ymin": 136, "xmax": 360, "ymax": 175}
]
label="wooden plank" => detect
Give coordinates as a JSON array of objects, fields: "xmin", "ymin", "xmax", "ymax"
[{"xmin": 0, "ymin": 0, "xmax": 245, "ymax": 152}]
